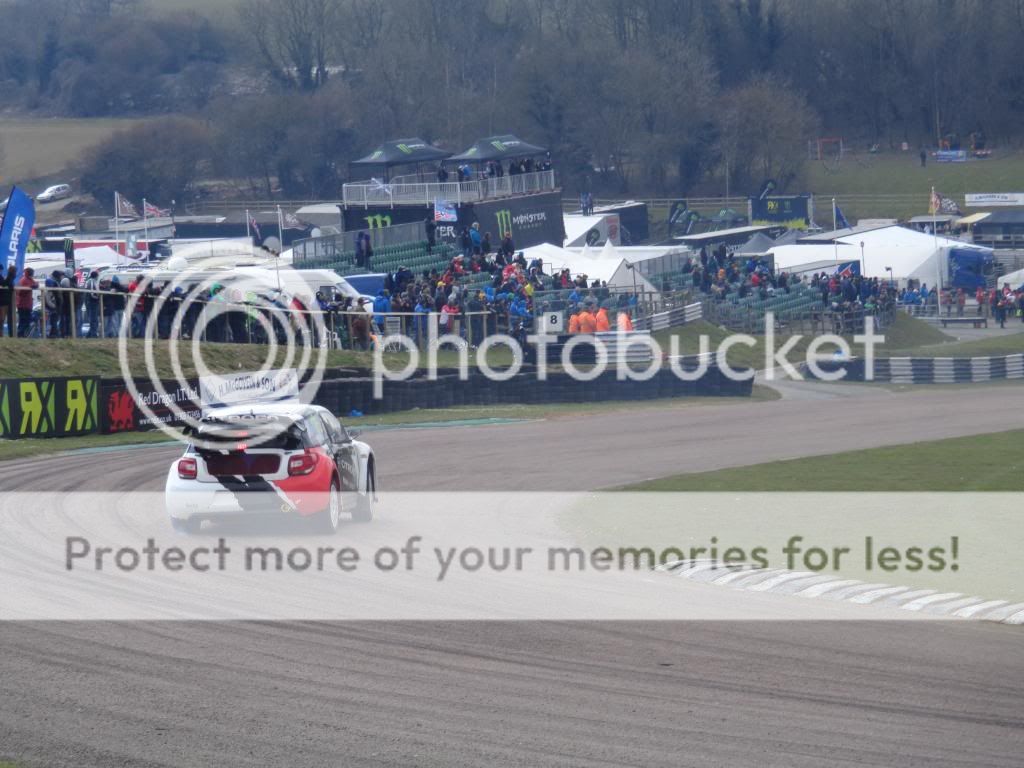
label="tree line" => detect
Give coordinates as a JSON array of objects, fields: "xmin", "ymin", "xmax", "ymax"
[{"xmin": 4, "ymin": 0, "xmax": 1024, "ymax": 202}]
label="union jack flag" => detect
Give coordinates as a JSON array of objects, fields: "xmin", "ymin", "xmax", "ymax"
[
  {"xmin": 143, "ymin": 200, "xmax": 170, "ymax": 218},
  {"xmin": 434, "ymin": 199, "xmax": 457, "ymax": 222}
]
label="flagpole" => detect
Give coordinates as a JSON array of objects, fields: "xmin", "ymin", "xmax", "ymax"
[
  {"xmin": 245, "ymin": 209, "xmax": 251, "ymax": 243},
  {"xmin": 832, "ymin": 198, "xmax": 839, "ymax": 268},
  {"xmin": 275, "ymin": 205, "xmax": 283, "ymax": 292},
  {"xmin": 143, "ymin": 198, "xmax": 150, "ymax": 261},
  {"xmin": 114, "ymin": 192, "xmax": 120, "ymax": 266},
  {"xmin": 932, "ymin": 186, "xmax": 942, "ymax": 297}
]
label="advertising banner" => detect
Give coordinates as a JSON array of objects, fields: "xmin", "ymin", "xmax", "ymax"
[
  {"xmin": 749, "ymin": 195, "xmax": 811, "ymax": 224},
  {"xmin": 0, "ymin": 377, "xmax": 100, "ymax": 439},
  {"xmin": 199, "ymin": 369, "xmax": 299, "ymax": 414},
  {"xmin": 935, "ymin": 150, "xmax": 968, "ymax": 163},
  {"xmin": 101, "ymin": 378, "xmax": 201, "ymax": 434},
  {"xmin": 0, "ymin": 186, "xmax": 36, "ymax": 278},
  {"xmin": 965, "ymin": 193, "xmax": 1024, "ymax": 207},
  {"xmin": 343, "ymin": 192, "xmax": 566, "ymax": 250}
]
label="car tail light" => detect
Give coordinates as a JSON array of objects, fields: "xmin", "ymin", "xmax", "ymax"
[
  {"xmin": 288, "ymin": 451, "xmax": 319, "ymax": 476},
  {"xmin": 178, "ymin": 457, "xmax": 198, "ymax": 480}
]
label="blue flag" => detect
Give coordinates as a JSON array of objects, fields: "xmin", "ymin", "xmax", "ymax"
[
  {"xmin": 835, "ymin": 204, "xmax": 850, "ymax": 230},
  {"xmin": 0, "ymin": 186, "xmax": 36, "ymax": 278}
]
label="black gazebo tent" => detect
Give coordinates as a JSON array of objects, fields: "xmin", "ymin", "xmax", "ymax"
[
  {"xmin": 350, "ymin": 138, "xmax": 452, "ymax": 181},
  {"xmin": 449, "ymin": 134, "xmax": 547, "ymax": 164}
]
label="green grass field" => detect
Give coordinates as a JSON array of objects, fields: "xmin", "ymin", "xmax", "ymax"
[
  {"xmin": 806, "ymin": 149, "xmax": 1024, "ymax": 220},
  {"xmin": 621, "ymin": 429, "xmax": 1024, "ymax": 491},
  {"xmin": 0, "ymin": 117, "xmax": 146, "ymax": 184}
]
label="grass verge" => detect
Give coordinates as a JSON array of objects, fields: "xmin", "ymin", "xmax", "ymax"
[{"xmin": 619, "ymin": 429, "xmax": 1024, "ymax": 491}]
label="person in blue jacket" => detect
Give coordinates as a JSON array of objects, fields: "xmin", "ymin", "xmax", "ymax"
[
  {"xmin": 469, "ymin": 222, "xmax": 482, "ymax": 255},
  {"xmin": 372, "ymin": 289, "xmax": 391, "ymax": 331}
]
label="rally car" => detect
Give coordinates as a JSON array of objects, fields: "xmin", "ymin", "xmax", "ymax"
[{"xmin": 164, "ymin": 403, "xmax": 376, "ymax": 534}]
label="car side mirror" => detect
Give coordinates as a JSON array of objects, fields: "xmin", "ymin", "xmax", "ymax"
[{"xmin": 348, "ymin": 429, "xmax": 362, "ymax": 439}]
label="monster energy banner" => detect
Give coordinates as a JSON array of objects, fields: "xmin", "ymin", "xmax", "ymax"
[
  {"xmin": 0, "ymin": 377, "xmax": 100, "ymax": 439},
  {"xmin": 342, "ymin": 191, "xmax": 565, "ymax": 250}
]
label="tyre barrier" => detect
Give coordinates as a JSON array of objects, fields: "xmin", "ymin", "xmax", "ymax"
[{"xmin": 804, "ymin": 354, "xmax": 1024, "ymax": 384}]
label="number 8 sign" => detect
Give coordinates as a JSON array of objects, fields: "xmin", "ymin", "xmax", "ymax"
[{"xmin": 545, "ymin": 311, "xmax": 565, "ymax": 333}]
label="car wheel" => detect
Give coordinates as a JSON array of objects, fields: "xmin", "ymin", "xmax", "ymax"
[
  {"xmin": 170, "ymin": 516, "xmax": 202, "ymax": 535},
  {"xmin": 352, "ymin": 465, "xmax": 374, "ymax": 523},
  {"xmin": 315, "ymin": 479, "xmax": 342, "ymax": 533}
]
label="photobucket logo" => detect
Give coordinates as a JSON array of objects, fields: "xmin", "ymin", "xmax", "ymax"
[{"xmin": 373, "ymin": 313, "xmax": 885, "ymax": 395}]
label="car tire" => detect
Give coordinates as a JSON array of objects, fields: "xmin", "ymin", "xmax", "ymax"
[
  {"xmin": 315, "ymin": 479, "xmax": 342, "ymax": 534},
  {"xmin": 170, "ymin": 516, "xmax": 202, "ymax": 535},
  {"xmin": 352, "ymin": 464, "xmax": 374, "ymax": 523}
]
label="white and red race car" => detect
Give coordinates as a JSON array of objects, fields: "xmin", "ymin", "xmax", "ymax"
[{"xmin": 164, "ymin": 403, "xmax": 376, "ymax": 534}]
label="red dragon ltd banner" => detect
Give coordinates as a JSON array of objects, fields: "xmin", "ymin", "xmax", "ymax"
[{"xmin": 101, "ymin": 378, "xmax": 201, "ymax": 434}]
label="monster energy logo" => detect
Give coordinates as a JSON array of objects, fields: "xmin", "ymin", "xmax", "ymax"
[
  {"xmin": 369, "ymin": 150, "xmax": 384, "ymax": 160},
  {"xmin": 495, "ymin": 209, "xmax": 513, "ymax": 235},
  {"xmin": 490, "ymin": 140, "xmax": 508, "ymax": 153},
  {"xmin": 397, "ymin": 144, "xmax": 414, "ymax": 154},
  {"xmin": 364, "ymin": 214, "xmax": 392, "ymax": 229}
]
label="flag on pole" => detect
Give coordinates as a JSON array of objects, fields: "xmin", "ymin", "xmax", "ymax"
[
  {"xmin": 283, "ymin": 212, "xmax": 303, "ymax": 229},
  {"xmin": 834, "ymin": 204, "xmax": 850, "ymax": 230},
  {"xmin": 434, "ymin": 199, "xmax": 457, "ymax": 222},
  {"xmin": 930, "ymin": 189, "xmax": 961, "ymax": 216},
  {"xmin": 249, "ymin": 213, "xmax": 262, "ymax": 241},
  {"xmin": 143, "ymin": 200, "xmax": 170, "ymax": 218},
  {"xmin": 114, "ymin": 192, "xmax": 139, "ymax": 219}
]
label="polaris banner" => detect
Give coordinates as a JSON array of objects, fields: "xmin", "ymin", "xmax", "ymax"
[{"xmin": 0, "ymin": 186, "xmax": 36, "ymax": 278}]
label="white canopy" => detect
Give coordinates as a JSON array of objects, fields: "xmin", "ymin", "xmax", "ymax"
[
  {"xmin": 524, "ymin": 242, "xmax": 658, "ymax": 294},
  {"xmin": 769, "ymin": 225, "xmax": 990, "ymax": 282},
  {"xmin": 562, "ymin": 213, "xmax": 621, "ymax": 247},
  {"xmin": 998, "ymin": 267, "xmax": 1024, "ymax": 290}
]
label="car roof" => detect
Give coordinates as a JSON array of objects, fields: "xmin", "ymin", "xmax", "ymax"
[{"xmin": 203, "ymin": 402, "xmax": 316, "ymax": 420}]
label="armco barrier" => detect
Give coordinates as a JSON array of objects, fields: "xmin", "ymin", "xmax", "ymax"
[
  {"xmin": 637, "ymin": 302, "xmax": 703, "ymax": 332},
  {"xmin": 0, "ymin": 377, "xmax": 100, "ymax": 439},
  {"xmin": 804, "ymin": 354, "xmax": 1024, "ymax": 384}
]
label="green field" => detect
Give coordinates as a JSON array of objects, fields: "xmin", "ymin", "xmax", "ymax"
[
  {"xmin": 0, "ymin": 117, "xmax": 146, "ymax": 184},
  {"xmin": 621, "ymin": 429, "xmax": 1024, "ymax": 492},
  {"xmin": 806, "ymin": 149, "xmax": 1024, "ymax": 221}
]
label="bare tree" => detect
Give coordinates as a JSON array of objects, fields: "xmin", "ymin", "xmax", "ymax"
[{"xmin": 238, "ymin": 0, "xmax": 340, "ymax": 90}]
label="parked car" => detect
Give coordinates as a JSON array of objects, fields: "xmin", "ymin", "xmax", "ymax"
[{"xmin": 36, "ymin": 184, "xmax": 72, "ymax": 203}]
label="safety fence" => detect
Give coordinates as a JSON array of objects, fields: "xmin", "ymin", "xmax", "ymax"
[
  {"xmin": 804, "ymin": 354, "xmax": 1024, "ymax": 384},
  {"xmin": 636, "ymin": 302, "xmax": 703, "ymax": 332},
  {"xmin": 342, "ymin": 170, "xmax": 556, "ymax": 207}
]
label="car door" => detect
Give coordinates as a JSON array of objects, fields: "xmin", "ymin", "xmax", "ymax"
[{"xmin": 318, "ymin": 413, "xmax": 359, "ymax": 492}]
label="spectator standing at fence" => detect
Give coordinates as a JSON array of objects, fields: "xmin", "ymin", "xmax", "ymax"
[
  {"xmin": 44, "ymin": 272, "xmax": 61, "ymax": 337},
  {"xmin": 16, "ymin": 268, "xmax": 38, "ymax": 337},
  {"xmin": 956, "ymin": 288, "xmax": 966, "ymax": 317},
  {"xmin": 594, "ymin": 305, "xmax": 610, "ymax": 332},
  {"xmin": 59, "ymin": 271, "xmax": 75, "ymax": 338},
  {"xmin": 372, "ymin": 289, "xmax": 391, "ymax": 332},
  {"xmin": 470, "ymin": 222, "xmax": 482, "ymax": 255},
  {"xmin": 0, "ymin": 265, "xmax": 13, "ymax": 337},
  {"xmin": 425, "ymin": 216, "xmax": 437, "ymax": 253},
  {"xmin": 992, "ymin": 290, "xmax": 1005, "ymax": 328},
  {"xmin": 437, "ymin": 164, "xmax": 448, "ymax": 182},
  {"xmin": 976, "ymin": 286, "xmax": 987, "ymax": 316},
  {"xmin": 84, "ymin": 271, "xmax": 101, "ymax": 337}
]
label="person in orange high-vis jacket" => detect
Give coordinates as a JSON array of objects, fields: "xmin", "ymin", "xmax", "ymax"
[
  {"xmin": 617, "ymin": 311, "xmax": 634, "ymax": 331},
  {"xmin": 577, "ymin": 307, "xmax": 597, "ymax": 334},
  {"xmin": 568, "ymin": 309, "xmax": 581, "ymax": 334},
  {"xmin": 594, "ymin": 306, "xmax": 610, "ymax": 332}
]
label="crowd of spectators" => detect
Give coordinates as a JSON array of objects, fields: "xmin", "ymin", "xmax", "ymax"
[{"xmin": 438, "ymin": 155, "xmax": 553, "ymax": 184}]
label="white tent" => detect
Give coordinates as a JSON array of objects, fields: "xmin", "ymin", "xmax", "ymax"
[
  {"xmin": 562, "ymin": 213, "xmax": 621, "ymax": 247},
  {"xmin": 524, "ymin": 242, "xmax": 658, "ymax": 294},
  {"xmin": 769, "ymin": 225, "xmax": 990, "ymax": 284},
  {"xmin": 998, "ymin": 267, "xmax": 1024, "ymax": 290}
]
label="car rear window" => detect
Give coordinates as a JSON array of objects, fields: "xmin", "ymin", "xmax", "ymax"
[{"xmin": 193, "ymin": 419, "xmax": 306, "ymax": 451}]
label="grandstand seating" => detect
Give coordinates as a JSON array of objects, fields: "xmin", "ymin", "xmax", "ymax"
[{"xmin": 297, "ymin": 241, "xmax": 457, "ymax": 281}]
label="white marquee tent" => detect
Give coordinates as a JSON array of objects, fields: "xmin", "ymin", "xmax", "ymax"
[
  {"xmin": 523, "ymin": 242, "xmax": 659, "ymax": 294},
  {"xmin": 768, "ymin": 225, "xmax": 991, "ymax": 285}
]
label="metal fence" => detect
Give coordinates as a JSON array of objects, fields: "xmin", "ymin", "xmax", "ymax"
[
  {"xmin": 292, "ymin": 220, "xmax": 427, "ymax": 263},
  {"xmin": 342, "ymin": 170, "xmax": 557, "ymax": 207}
]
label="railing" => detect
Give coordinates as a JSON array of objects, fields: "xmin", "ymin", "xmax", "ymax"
[
  {"xmin": 292, "ymin": 221, "xmax": 427, "ymax": 263},
  {"xmin": 342, "ymin": 170, "xmax": 557, "ymax": 207}
]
